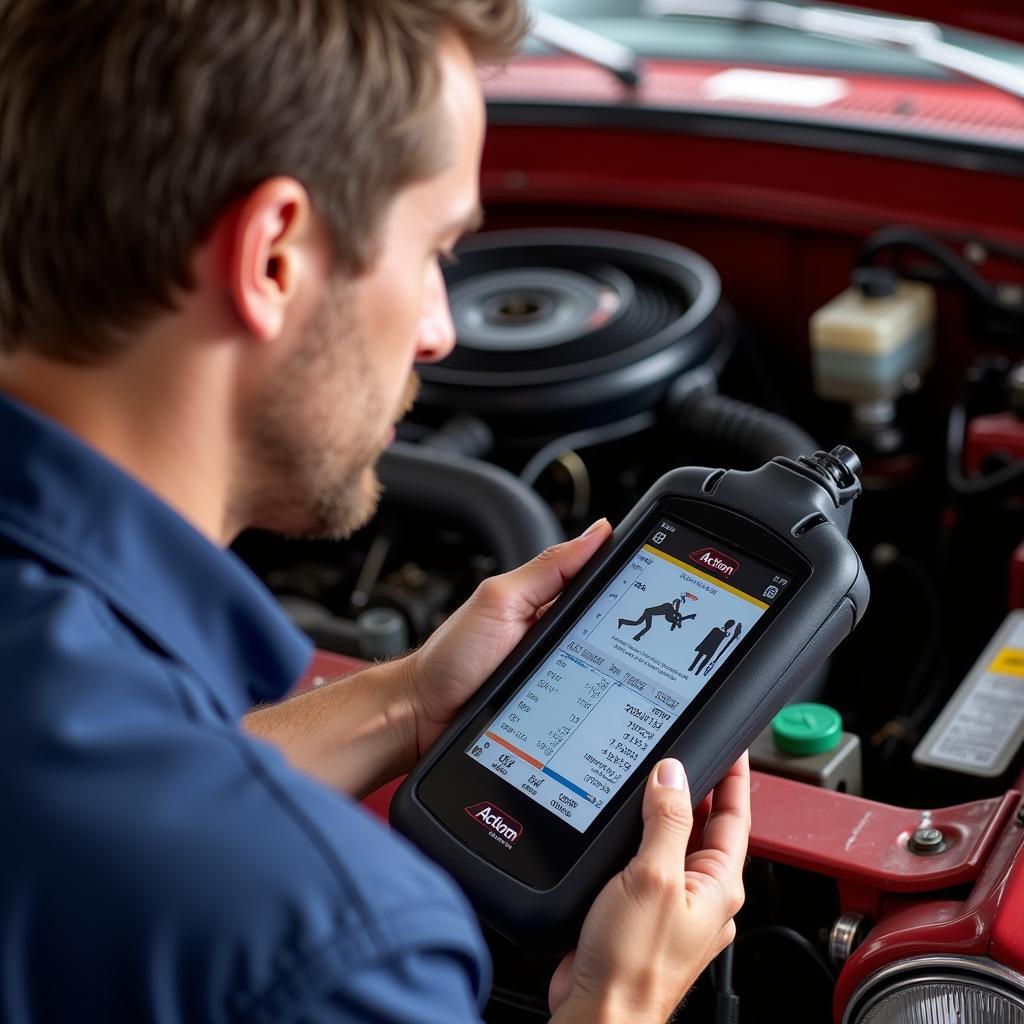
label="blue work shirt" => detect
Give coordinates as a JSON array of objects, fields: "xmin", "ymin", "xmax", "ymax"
[{"xmin": 0, "ymin": 393, "xmax": 490, "ymax": 1022}]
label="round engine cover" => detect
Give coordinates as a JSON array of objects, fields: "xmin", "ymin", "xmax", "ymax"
[{"xmin": 415, "ymin": 229, "xmax": 730, "ymax": 438}]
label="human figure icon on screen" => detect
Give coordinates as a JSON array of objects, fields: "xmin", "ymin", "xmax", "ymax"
[
  {"xmin": 689, "ymin": 619, "xmax": 736, "ymax": 672},
  {"xmin": 617, "ymin": 594, "xmax": 696, "ymax": 642},
  {"xmin": 704, "ymin": 620, "xmax": 742, "ymax": 675}
]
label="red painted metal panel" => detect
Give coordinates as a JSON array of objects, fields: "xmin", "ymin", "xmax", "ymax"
[
  {"xmin": 964, "ymin": 412, "xmax": 1024, "ymax": 477},
  {"xmin": 363, "ymin": 776, "xmax": 404, "ymax": 822},
  {"xmin": 481, "ymin": 123, "xmax": 1024, "ymax": 247},
  {"xmin": 991, "ymin": 848, "xmax": 1024, "ymax": 969},
  {"xmin": 834, "ymin": 814, "xmax": 1024, "ymax": 1018},
  {"xmin": 486, "ymin": 58, "xmax": 1024, "ymax": 148},
  {"xmin": 294, "ymin": 653, "xmax": 403, "ymax": 818},
  {"xmin": 295, "ymin": 649, "xmax": 364, "ymax": 694},
  {"xmin": 748, "ymin": 772, "xmax": 1017, "ymax": 893}
]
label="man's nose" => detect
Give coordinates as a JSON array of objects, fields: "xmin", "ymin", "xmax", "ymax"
[{"xmin": 416, "ymin": 263, "xmax": 456, "ymax": 364}]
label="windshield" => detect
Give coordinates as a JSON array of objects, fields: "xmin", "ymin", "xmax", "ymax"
[{"xmin": 528, "ymin": 0, "xmax": 1024, "ymax": 85}]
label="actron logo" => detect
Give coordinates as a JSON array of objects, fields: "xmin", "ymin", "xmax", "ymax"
[
  {"xmin": 465, "ymin": 802, "xmax": 522, "ymax": 846},
  {"xmin": 690, "ymin": 547, "xmax": 739, "ymax": 579}
]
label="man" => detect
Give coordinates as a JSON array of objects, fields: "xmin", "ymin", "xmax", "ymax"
[
  {"xmin": 0, "ymin": 2, "xmax": 749, "ymax": 1021},
  {"xmin": 690, "ymin": 620, "xmax": 738, "ymax": 674},
  {"xmin": 706, "ymin": 621, "xmax": 743, "ymax": 675},
  {"xmin": 618, "ymin": 594, "xmax": 697, "ymax": 641}
]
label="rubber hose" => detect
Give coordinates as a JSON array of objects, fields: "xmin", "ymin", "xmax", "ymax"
[
  {"xmin": 673, "ymin": 392, "xmax": 819, "ymax": 465},
  {"xmin": 420, "ymin": 415, "xmax": 494, "ymax": 461},
  {"xmin": 377, "ymin": 442, "xmax": 564, "ymax": 571}
]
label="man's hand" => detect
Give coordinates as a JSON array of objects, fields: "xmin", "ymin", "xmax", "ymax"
[
  {"xmin": 243, "ymin": 519, "xmax": 612, "ymax": 798},
  {"xmin": 549, "ymin": 755, "xmax": 750, "ymax": 1024},
  {"xmin": 402, "ymin": 518, "xmax": 613, "ymax": 759}
]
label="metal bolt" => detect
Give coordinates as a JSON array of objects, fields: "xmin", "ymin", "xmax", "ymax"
[
  {"xmin": 909, "ymin": 827, "xmax": 946, "ymax": 855},
  {"xmin": 964, "ymin": 241, "xmax": 987, "ymax": 265}
]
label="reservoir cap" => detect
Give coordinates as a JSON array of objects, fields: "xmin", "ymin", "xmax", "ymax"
[
  {"xmin": 772, "ymin": 702, "xmax": 842, "ymax": 756},
  {"xmin": 851, "ymin": 265, "xmax": 897, "ymax": 299}
]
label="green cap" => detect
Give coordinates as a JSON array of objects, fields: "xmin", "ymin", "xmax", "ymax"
[{"xmin": 772, "ymin": 703, "xmax": 842, "ymax": 756}]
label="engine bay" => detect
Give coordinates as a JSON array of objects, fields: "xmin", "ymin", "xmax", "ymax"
[{"xmin": 235, "ymin": 45, "xmax": 1024, "ymax": 1021}]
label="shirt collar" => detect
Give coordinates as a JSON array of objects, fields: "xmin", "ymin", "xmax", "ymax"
[{"xmin": 0, "ymin": 392, "xmax": 312, "ymax": 716}]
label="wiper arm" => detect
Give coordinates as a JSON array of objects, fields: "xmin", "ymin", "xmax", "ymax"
[
  {"xmin": 530, "ymin": 9, "xmax": 643, "ymax": 89},
  {"xmin": 644, "ymin": 0, "xmax": 1024, "ymax": 102}
]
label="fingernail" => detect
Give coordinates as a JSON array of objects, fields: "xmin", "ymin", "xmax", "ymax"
[
  {"xmin": 581, "ymin": 518, "xmax": 608, "ymax": 538},
  {"xmin": 657, "ymin": 758, "xmax": 686, "ymax": 791}
]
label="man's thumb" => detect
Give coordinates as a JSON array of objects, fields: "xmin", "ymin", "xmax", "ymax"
[{"xmin": 637, "ymin": 758, "xmax": 694, "ymax": 862}]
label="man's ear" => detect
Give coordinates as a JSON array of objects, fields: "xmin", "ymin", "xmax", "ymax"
[{"xmin": 226, "ymin": 177, "xmax": 315, "ymax": 342}]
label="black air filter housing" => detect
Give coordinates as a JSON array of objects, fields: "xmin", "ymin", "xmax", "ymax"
[{"xmin": 416, "ymin": 229, "xmax": 730, "ymax": 438}]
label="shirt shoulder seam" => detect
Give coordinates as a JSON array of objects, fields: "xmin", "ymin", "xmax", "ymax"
[{"xmin": 3, "ymin": 551, "xmax": 208, "ymax": 722}]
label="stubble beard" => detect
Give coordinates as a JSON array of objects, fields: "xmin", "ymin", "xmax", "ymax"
[{"xmin": 238, "ymin": 283, "xmax": 420, "ymax": 541}]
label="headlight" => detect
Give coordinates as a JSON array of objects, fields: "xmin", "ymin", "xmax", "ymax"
[{"xmin": 844, "ymin": 955, "xmax": 1024, "ymax": 1024}]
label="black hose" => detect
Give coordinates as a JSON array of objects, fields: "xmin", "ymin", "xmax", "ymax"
[
  {"xmin": 376, "ymin": 442, "xmax": 564, "ymax": 571},
  {"xmin": 668, "ymin": 386, "xmax": 820, "ymax": 466},
  {"xmin": 737, "ymin": 926, "xmax": 836, "ymax": 987},
  {"xmin": 420, "ymin": 415, "xmax": 494, "ymax": 461},
  {"xmin": 946, "ymin": 394, "xmax": 1024, "ymax": 498},
  {"xmin": 714, "ymin": 942, "xmax": 741, "ymax": 1024},
  {"xmin": 519, "ymin": 411, "xmax": 657, "ymax": 488},
  {"xmin": 866, "ymin": 548, "xmax": 946, "ymax": 760},
  {"xmin": 857, "ymin": 225, "xmax": 1024, "ymax": 320}
]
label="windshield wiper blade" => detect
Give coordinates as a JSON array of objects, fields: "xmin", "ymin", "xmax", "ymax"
[
  {"xmin": 644, "ymin": 0, "xmax": 1024, "ymax": 102},
  {"xmin": 530, "ymin": 9, "xmax": 643, "ymax": 88}
]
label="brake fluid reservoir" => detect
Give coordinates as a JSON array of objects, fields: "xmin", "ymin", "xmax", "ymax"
[{"xmin": 810, "ymin": 267, "xmax": 935, "ymax": 406}]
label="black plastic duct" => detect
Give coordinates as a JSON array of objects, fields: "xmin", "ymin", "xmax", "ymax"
[
  {"xmin": 416, "ymin": 229, "xmax": 731, "ymax": 437},
  {"xmin": 663, "ymin": 368, "xmax": 819, "ymax": 467},
  {"xmin": 377, "ymin": 441, "xmax": 563, "ymax": 569},
  {"xmin": 673, "ymin": 395, "xmax": 819, "ymax": 466}
]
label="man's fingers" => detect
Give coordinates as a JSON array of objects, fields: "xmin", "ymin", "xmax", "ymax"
[
  {"xmin": 480, "ymin": 518, "xmax": 612, "ymax": 618},
  {"xmin": 631, "ymin": 759, "xmax": 693, "ymax": 889},
  {"xmin": 694, "ymin": 753, "xmax": 751, "ymax": 875}
]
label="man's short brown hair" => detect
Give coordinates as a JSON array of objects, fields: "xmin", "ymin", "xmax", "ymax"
[{"xmin": 0, "ymin": 0, "xmax": 527, "ymax": 362}]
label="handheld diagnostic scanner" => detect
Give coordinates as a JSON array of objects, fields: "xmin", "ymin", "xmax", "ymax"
[{"xmin": 391, "ymin": 448, "xmax": 869, "ymax": 951}]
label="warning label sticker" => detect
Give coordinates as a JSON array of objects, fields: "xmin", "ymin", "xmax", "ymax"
[
  {"xmin": 988, "ymin": 648, "xmax": 1024, "ymax": 679},
  {"xmin": 914, "ymin": 611, "xmax": 1024, "ymax": 777}
]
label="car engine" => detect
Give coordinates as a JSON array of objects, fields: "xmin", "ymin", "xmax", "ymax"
[{"xmin": 234, "ymin": 216, "xmax": 1024, "ymax": 1022}]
